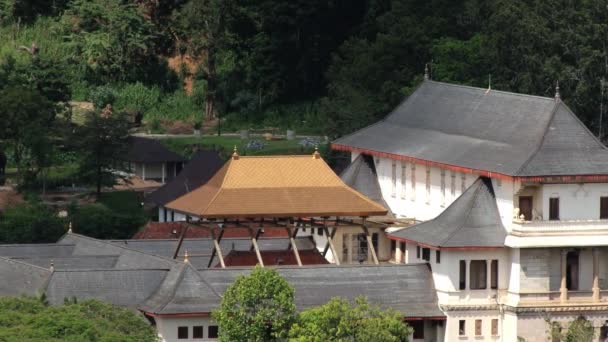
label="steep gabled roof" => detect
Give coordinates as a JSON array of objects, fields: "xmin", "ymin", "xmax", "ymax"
[
  {"xmin": 124, "ymin": 136, "xmax": 186, "ymax": 163},
  {"xmin": 388, "ymin": 177, "xmax": 506, "ymax": 248},
  {"xmin": 333, "ymin": 80, "xmax": 608, "ymax": 177},
  {"xmin": 146, "ymin": 150, "xmax": 224, "ymax": 206},
  {"xmin": 165, "ymin": 155, "xmax": 387, "ymax": 218},
  {"xmin": 340, "ymin": 154, "xmax": 395, "ymax": 221}
]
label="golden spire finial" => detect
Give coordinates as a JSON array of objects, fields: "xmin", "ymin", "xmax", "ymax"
[
  {"xmin": 232, "ymin": 145, "xmax": 239, "ymax": 160},
  {"xmin": 68, "ymin": 222, "xmax": 72, "ymax": 234},
  {"xmin": 312, "ymin": 145, "xmax": 321, "ymax": 159},
  {"xmin": 184, "ymin": 250, "xmax": 189, "ymax": 263},
  {"xmin": 50, "ymin": 262, "xmax": 55, "ymax": 272}
]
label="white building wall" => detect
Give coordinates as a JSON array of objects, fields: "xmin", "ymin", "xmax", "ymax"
[
  {"xmin": 156, "ymin": 316, "xmax": 217, "ymax": 342},
  {"xmin": 541, "ymin": 183, "xmax": 608, "ymax": 220},
  {"xmin": 375, "ymin": 157, "xmax": 469, "ymax": 221},
  {"xmin": 444, "ymin": 310, "xmax": 503, "ymax": 342},
  {"xmin": 158, "ymin": 207, "xmax": 187, "ymax": 222}
]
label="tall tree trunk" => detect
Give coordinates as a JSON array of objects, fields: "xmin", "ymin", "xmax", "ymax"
[
  {"xmin": 96, "ymin": 164, "xmax": 102, "ymax": 196},
  {"xmin": 204, "ymin": 46, "xmax": 217, "ymax": 121}
]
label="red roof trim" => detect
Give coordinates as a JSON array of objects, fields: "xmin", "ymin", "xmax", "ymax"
[
  {"xmin": 333, "ymin": 143, "xmax": 608, "ymax": 183},
  {"xmin": 142, "ymin": 311, "xmax": 211, "ymax": 318},
  {"xmin": 387, "ymin": 235, "xmax": 504, "ymax": 251},
  {"xmin": 405, "ymin": 316, "xmax": 447, "ymax": 321},
  {"xmin": 331, "ymin": 144, "xmax": 513, "ymax": 180}
]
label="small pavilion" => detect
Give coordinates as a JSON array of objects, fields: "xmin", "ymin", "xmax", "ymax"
[{"xmin": 165, "ymin": 148, "xmax": 387, "ymax": 267}]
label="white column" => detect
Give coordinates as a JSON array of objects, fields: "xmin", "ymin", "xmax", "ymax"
[
  {"xmin": 593, "ymin": 248, "xmax": 600, "ymax": 302},
  {"xmin": 396, "ymin": 242, "xmax": 402, "ymax": 263},
  {"xmin": 142, "ymin": 163, "xmax": 146, "ymax": 180},
  {"xmin": 560, "ymin": 249, "xmax": 568, "ymax": 302},
  {"xmin": 161, "ymin": 162, "xmax": 166, "ymax": 183}
]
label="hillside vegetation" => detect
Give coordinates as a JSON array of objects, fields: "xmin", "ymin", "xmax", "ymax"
[{"xmin": 2, "ymin": 0, "xmax": 608, "ymax": 138}]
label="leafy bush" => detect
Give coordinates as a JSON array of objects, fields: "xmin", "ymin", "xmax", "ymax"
[
  {"xmin": 89, "ymin": 85, "xmax": 117, "ymax": 109},
  {"xmin": 71, "ymin": 203, "xmax": 145, "ymax": 239},
  {"xmin": 0, "ymin": 297, "xmax": 158, "ymax": 342},
  {"xmin": 146, "ymin": 90, "xmax": 201, "ymax": 121},
  {"xmin": 0, "ymin": 202, "xmax": 66, "ymax": 243},
  {"xmin": 114, "ymin": 82, "xmax": 161, "ymax": 114}
]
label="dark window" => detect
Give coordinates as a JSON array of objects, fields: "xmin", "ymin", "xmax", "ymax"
[
  {"xmin": 475, "ymin": 319, "xmax": 482, "ymax": 336},
  {"xmin": 567, "ymin": 251, "xmax": 579, "ymax": 290},
  {"xmin": 422, "ymin": 248, "xmax": 430, "ymax": 261},
  {"xmin": 470, "ymin": 260, "xmax": 487, "ymax": 290},
  {"xmin": 400, "ymin": 242, "xmax": 406, "ymax": 263},
  {"xmin": 491, "ymin": 260, "xmax": 498, "ymax": 289},
  {"xmin": 459, "ymin": 320, "xmax": 466, "ymax": 336},
  {"xmin": 317, "ymin": 228, "xmax": 323, "ymax": 236},
  {"xmin": 410, "ymin": 320, "xmax": 424, "ymax": 339},
  {"xmin": 390, "ymin": 240, "xmax": 396, "ymax": 260},
  {"xmin": 436, "ymin": 250, "xmax": 441, "ymax": 264},
  {"xmin": 491, "ymin": 319, "xmax": 498, "ymax": 336},
  {"xmin": 177, "ymin": 326, "xmax": 188, "ymax": 339},
  {"xmin": 601, "ymin": 197, "xmax": 608, "ymax": 219},
  {"xmin": 416, "ymin": 246, "xmax": 421, "ymax": 259},
  {"xmin": 208, "ymin": 326, "xmax": 219, "ymax": 338},
  {"xmin": 519, "ymin": 196, "xmax": 533, "ymax": 220},
  {"xmin": 549, "ymin": 198, "xmax": 560, "ymax": 220},
  {"xmin": 171, "ymin": 211, "xmax": 174, "ymax": 221},
  {"xmin": 193, "ymin": 326, "xmax": 203, "ymax": 339},
  {"xmin": 163, "ymin": 208, "xmax": 167, "ymax": 222},
  {"xmin": 372, "ymin": 233, "xmax": 379, "ymax": 253},
  {"xmin": 459, "ymin": 260, "xmax": 466, "ymax": 290}
]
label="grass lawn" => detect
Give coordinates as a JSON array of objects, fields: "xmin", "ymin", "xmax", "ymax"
[{"xmin": 161, "ymin": 136, "xmax": 328, "ymax": 159}]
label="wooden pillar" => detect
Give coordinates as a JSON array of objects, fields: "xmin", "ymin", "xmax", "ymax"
[
  {"xmin": 208, "ymin": 228, "xmax": 226, "ymax": 268},
  {"xmin": 323, "ymin": 226, "xmax": 340, "ymax": 265},
  {"xmin": 560, "ymin": 249, "xmax": 568, "ymax": 302},
  {"xmin": 161, "ymin": 162, "xmax": 166, "ymax": 183},
  {"xmin": 249, "ymin": 227, "xmax": 264, "ymax": 267},
  {"xmin": 593, "ymin": 248, "xmax": 600, "ymax": 302},
  {"xmin": 286, "ymin": 226, "xmax": 302, "ymax": 266},
  {"xmin": 362, "ymin": 220, "xmax": 379, "ymax": 265},
  {"xmin": 172, "ymin": 217, "xmax": 190, "ymax": 259}
]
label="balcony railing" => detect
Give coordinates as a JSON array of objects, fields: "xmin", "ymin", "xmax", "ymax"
[{"xmin": 511, "ymin": 219, "xmax": 608, "ymax": 234}]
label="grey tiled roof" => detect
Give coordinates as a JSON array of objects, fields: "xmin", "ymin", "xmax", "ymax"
[
  {"xmin": 340, "ymin": 154, "xmax": 394, "ymax": 220},
  {"xmin": 334, "ymin": 81, "xmax": 608, "ymax": 177},
  {"xmin": 124, "ymin": 136, "xmax": 186, "ymax": 163},
  {"xmin": 0, "ymin": 244, "xmax": 74, "ymax": 258},
  {"xmin": 45, "ymin": 269, "xmax": 169, "ymax": 307},
  {"xmin": 110, "ymin": 237, "xmax": 315, "ymax": 260},
  {"xmin": 141, "ymin": 263, "xmax": 221, "ymax": 315},
  {"xmin": 12, "ymin": 256, "xmax": 119, "ymax": 270},
  {"xmin": 0, "ymin": 257, "xmax": 51, "ymax": 296},
  {"xmin": 198, "ymin": 264, "xmax": 442, "ymax": 317},
  {"xmin": 146, "ymin": 150, "xmax": 224, "ymax": 206},
  {"xmin": 388, "ymin": 177, "xmax": 506, "ymax": 248}
]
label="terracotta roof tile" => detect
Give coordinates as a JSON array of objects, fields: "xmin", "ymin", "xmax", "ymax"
[{"xmin": 166, "ymin": 155, "xmax": 387, "ymax": 218}]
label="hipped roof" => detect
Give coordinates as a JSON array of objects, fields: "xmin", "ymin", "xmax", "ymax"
[
  {"xmin": 387, "ymin": 177, "xmax": 506, "ymax": 248},
  {"xmin": 125, "ymin": 137, "xmax": 186, "ymax": 163},
  {"xmin": 165, "ymin": 155, "xmax": 387, "ymax": 218},
  {"xmin": 333, "ymin": 80, "xmax": 608, "ymax": 177}
]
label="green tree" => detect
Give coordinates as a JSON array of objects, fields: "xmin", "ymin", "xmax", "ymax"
[
  {"xmin": 213, "ymin": 265, "xmax": 296, "ymax": 341},
  {"xmin": 76, "ymin": 110, "xmax": 130, "ymax": 195},
  {"xmin": 0, "ymin": 202, "xmax": 65, "ymax": 244},
  {"xmin": 0, "ymin": 296, "xmax": 158, "ymax": 341},
  {"xmin": 289, "ymin": 297, "xmax": 412, "ymax": 342},
  {"xmin": 547, "ymin": 316, "xmax": 595, "ymax": 342}
]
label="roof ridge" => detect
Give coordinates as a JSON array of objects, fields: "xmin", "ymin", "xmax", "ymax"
[
  {"xmin": 0, "ymin": 255, "xmax": 53, "ymax": 272},
  {"xmin": 560, "ymin": 102, "xmax": 608, "ymax": 150},
  {"xmin": 514, "ymin": 101, "xmax": 562, "ymax": 175},
  {"xmin": 68, "ymin": 233, "xmax": 178, "ymax": 264},
  {"xmin": 156, "ymin": 263, "xmax": 188, "ymax": 312},
  {"xmin": 52, "ymin": 268, "xmax": 172, "ymax": 272},
  {"xmin": 188, "ymin": 263, "xmax": 222, "ymax": 299},
  {"xmin": 426, "ymin": 80, "xmax": 556, "ymax": 101},
  {"xmin": 439, "ymin": 178, "xmax": 484, "ymax": 246}
]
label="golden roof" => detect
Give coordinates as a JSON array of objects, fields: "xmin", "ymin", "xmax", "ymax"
[{"xmin": 165, "ymin": 154, "xmax": 387, "ymax": 218}]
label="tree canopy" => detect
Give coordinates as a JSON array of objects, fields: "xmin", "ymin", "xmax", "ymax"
[
  {"xmin": 0, "ymin": 296, "xmax": 158, "ymax": 342},
  {"xmin": 289, "ymin": 297, "xmax": 412, "ymax": 342},
  {"xmin": 213, "ymin": 265, "xmax": 296, "ymax": 341}
]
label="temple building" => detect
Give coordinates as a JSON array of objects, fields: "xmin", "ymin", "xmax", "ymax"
[
  {"xmin": 332, "ymin": 78, "xmax": 608, "ymax": 341},
  {"xmin": 124, "ymin": 136, "xmax": 186, "ymax": 184}
]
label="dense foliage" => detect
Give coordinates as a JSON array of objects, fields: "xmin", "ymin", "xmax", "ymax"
[
  {"xmin": 289, "ymin": 297, "xmax": 412, "ymax": 342},
  {"xmin": 0, "ymin": 296, "xmax": 158, "ymax": 342},
  {"xmin": 0, "ymin": 202, "xmax": 65, "ymax": 243},
  {"xmin": 213, "ymin": 265, "xmax": 297, "ymax": 341}
]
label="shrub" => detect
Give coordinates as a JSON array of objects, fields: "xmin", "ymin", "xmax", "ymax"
[
  {"xmin": 0, "ymin": 202, "xmax": 66, "ymax": 243},
  {"xmin": 89, "ymin": 85, "xmax": 117, "ymax": 109},
  {"xmin": 70, "ymin": 200, "xmax": 147, "ymax": 239},
  {"xmin": 114, "ymin": 82, "xmax": 161, "ymax": 114}
]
